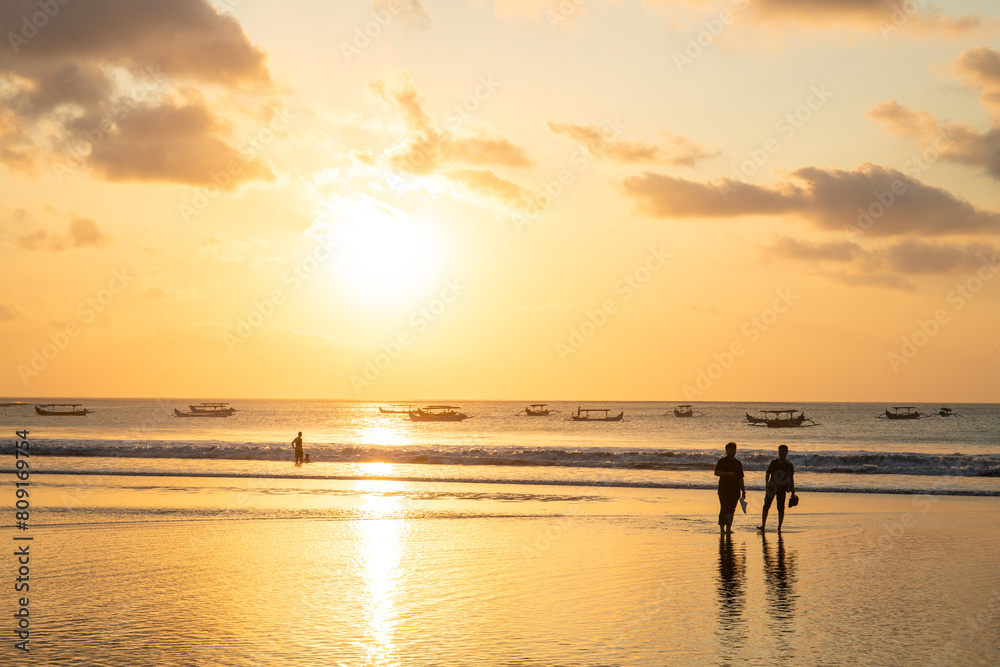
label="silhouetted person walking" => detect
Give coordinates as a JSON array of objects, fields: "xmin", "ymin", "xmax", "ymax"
[
  {"xmin": 759, "ymin": 445, "xmax": 795, "ymax": 533},
  {"xmin": 715, "ymin": 442, "xmax": 745, "ymax": 535},
  {"xmin": 292, "ymin": 431, "xmax": 304, "ymax": 465}
]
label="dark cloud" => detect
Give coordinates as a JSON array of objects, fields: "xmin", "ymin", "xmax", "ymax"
[
  {"xmin": 86, "ymin": 100, "xmax": 274, "ymax": 188},
  {"xmin": 0, "ymin": 0, "xmax": 275, "ymax": 186},
  {"xmin": 0, "ymin": 0, "xmax": 269, "ymax": 84},
  {"xmin": 548, "ymin": 122, "xmax": 718, "ymax": 166},
  {"xmin": 621, "ymin": 164, "xmax": 1000, "ymax": 236}
]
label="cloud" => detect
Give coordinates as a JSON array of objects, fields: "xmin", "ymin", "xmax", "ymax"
[
  {"xmin": 645, "ymin": 0, "xmax": 996, "ymax": 37},
  {"xmin": 769, "ymin": 237, "xmax": 863, "ymax": 262},
  {"xmin": 867, "ymin": 48, "xmax": 1000, "ymax": 181},
  {"xmin": 953, "ymin": 46, "xmax": 1000, "ymax": 118},
  {"xmin": 366, "ymin": 69, "xmax": 533, "ymax": 212},
  {"xmin": 447, "ymin": 168, "xmax": 531, "ymax": 204},
  {"xmin": 17, "ymin": 217, "xmax": 112, "ymax": 252},
  {"xmin": 373, "ymin": 0, "xmax": 432, "ymax": 28},
  {"xmin": 0, "ymin": 0, "xmax": 276, "ymax": 187},
  {"xmin": 548, "ymin": 122, "xmax": 718, "ymax": 166},
  {"xmin": 86, "ymin": 99, "xmax": 274, "ymax": 188},
  {"xmin": 483, "ymin": 0, "xmax": 996, "ymax": 36},
  {"xmin": 621, "ymin": 164, "xmax": 1000, "ymax": 236},
  {"xmin": 764, "ymin": 235, "xmax": 997, "ymax": 289},
  {"xmin": 0, "ymin": 304, "xmax": 22, "ymax": 321}
]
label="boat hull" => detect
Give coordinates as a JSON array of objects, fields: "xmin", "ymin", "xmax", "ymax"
[
  {"xmin": 570, "ymin": 411, "xmax": 624, "ymax": 422},
  {"xmin": 35, "ymin": 406, "xmax": 89, "ymax": 416},
  {"xmin": 409, "ymin": 412, "xmax": 469, "ymax": 422},
  {"xmin": 884, "ymin": 410, "xmax": 920, "ymax": 420},
  {"xmin": 174, "ymin": 408, "xmax": 232, "ymax": 418}
]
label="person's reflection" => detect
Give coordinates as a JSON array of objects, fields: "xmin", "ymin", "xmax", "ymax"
[
  {"xmin": 716, "ymin": 535, "xmax": 747, "ymax": 653},
  {"xmin": 762, "ymin": 534, "xmax": 798, "ymax": 647}
]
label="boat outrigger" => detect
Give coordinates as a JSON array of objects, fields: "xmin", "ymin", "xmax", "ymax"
[
  {"xmin": 569, "ymin": 407, "xmax": 624, "ymax": 422},
  {"xmin": 409, "ymin": 405, "xmax": 471, "ymax": 422},
  {"xmin": 174, "ymin": 403, "xmax": 236, "ymax": 418},
  {"xmin": 516, "ymin": 404, "xmax": 559, "ymax": 416},
  {"xmin": 671, "ymin": 405, "xmax": 704, "ymax": 418},
  {"xmin": 35, "ymin": 403, "xmax": 91, "ymax": 416},
  {"xmin": 747, "ymin": 409, "xmax": 818, "ymax": 428},
  {"xmin": 879, "ymin": 406, "xmax": 925, "ymax": 420}
]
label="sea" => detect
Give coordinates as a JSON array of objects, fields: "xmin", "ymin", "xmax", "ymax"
[
  {"xmin": 4, "ymin": 399, "xmax": 998, "ymax": 496},
  {"xmin": 3, "ymin": 399, "xmax": 999, "ymax": 665}
]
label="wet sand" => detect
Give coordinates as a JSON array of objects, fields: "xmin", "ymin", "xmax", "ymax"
[{"xmin": 13, "ymin": 477, "xmax": 1000, "ymax": 665}]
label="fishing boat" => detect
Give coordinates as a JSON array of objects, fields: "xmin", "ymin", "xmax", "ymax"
[
  {"xmin": 747, "ymin": 409, "xmax": 817, "ymax": 428},
  {"xmin": 937, "ymin": 407, "xmax": 961, "ymax": 417},
  {"xmin": 568, "ymin": 407, "xmax": 624, "ymax": 422},
  {"xmin": 174, "ymin": 403, "xmax": 236, "ymax": 418},
  {"xmin": 516, "ymin": 404, "xmax": 559, "ymax": 416},
  {"xmin": 35, "ymin": 403, "xmax": 91, "ymax": 416},
  {"xmin": 409, "ymin": 405, "xmax": 471, "ymax": 422},
  {"xmin": 879, "ymin": 406, "xmax": 924, "ymax": 420},
  {"xmin": 672, "ymin": 404, "xmax": 704, "ymax": 418},
  {"xmin": 378, "ymin": 405, "xmax": 415, "ymax": 414}
]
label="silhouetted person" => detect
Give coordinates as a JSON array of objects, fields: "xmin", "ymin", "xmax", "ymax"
[
  {"xmin": 303, "ymin": 453, "xmax": 311, "ymax": 463},
  {"xmin": 759, "ymin": 445, "xmax": 794, "ymax": 533},
  {"xmin": 714, "ymin": 442, "xmax": 745, "ymax": 535},
  {"xmin": 292, "ymin": 431, "xmax": 304, "ymax": 465}
]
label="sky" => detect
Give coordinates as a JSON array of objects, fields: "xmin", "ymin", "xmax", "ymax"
[{"xmin": 1, "ymin": 0, "xmax": 999, "ymax": 402}]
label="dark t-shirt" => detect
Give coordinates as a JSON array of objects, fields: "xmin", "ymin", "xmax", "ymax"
[
  {"xmin": 766, "ymin": 458, "xmax": 794, "ymax": 491},
  {"xmin": 715, "ymin": 456, "xmax": 744, "ymax": 495}
]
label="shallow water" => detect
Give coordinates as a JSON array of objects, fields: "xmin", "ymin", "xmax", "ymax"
[{"xmin": 14, "ymin": 477, "xmax": 1000, "ymax": 665}]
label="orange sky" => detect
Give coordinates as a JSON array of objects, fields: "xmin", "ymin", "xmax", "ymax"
[{"xmin": 1, "ymin": 0, "xmax": 999, "ymax": 401}]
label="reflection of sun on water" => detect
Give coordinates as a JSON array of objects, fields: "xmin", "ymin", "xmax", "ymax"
[
  {"xmin": 356, "ymin": 426, "xmax": 409, "ymax": 449},
  {"xmin": 353, "ymin": 482, "xmax": 411, "ymax": 666}
]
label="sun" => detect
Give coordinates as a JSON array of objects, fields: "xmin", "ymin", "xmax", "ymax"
[{"xmin": 314, "ymin": 194, "xmax": 443, "ymax": 304}]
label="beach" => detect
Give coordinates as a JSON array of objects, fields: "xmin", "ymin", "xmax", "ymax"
[{"xmin": 14, "ymin": 470, "xmax": 1000, "ymax": 666}]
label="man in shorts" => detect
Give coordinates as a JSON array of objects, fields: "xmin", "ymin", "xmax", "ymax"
[{"xmin": 759, "ymin": 445, "xmax": 794, "ymax": 533}]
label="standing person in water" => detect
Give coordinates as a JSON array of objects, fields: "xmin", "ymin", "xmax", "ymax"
[
  {"xmin": 759, "ymin": 445, "xmax": 795, "ymax": 533},
  {"xmin": 291, "ymin": 432, "xmax": 304, "ymax": 465},
  {"xmin": 714, "ymin": 442, "xmax": 746, "ymax": 536}
]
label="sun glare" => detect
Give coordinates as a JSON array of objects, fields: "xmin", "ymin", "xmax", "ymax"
[{"xmin": 315, "ymin": 194, "xmax": 443, "ymax": 304}]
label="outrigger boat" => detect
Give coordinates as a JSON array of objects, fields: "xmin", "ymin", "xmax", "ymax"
[
  {"xmin": 516, "ymin": 404, "xmax": 559, "ymax": 416},
  {"xmin": 879, "ymin": 406, "xmax": 925, "ymax": 420},
  {"xmin": 747, "ymin": 409, "xmax": 817, "ymax": 428},
  {"xmin": 35, "ymin": 403, "xmax": 91, "ymax": 416},
  {"xmin": 409, "ymin": 405, "xmax": 471, "ymax": 422},
  {"xmin": 568, "ymin": 407, "xmax": 624, "ymax": 422},
  {"xmin": 671, "ymin": 405, "xmax": 704, "ymax": 418},
  {"xmin": 937, "ymin": 407, "xmax": 961, "ymax": 417},
  {"xmin": 378, "ymin": 405, "xmax": 415, "ymax": 414},
  {"xmin": 174, "ymin": 402, "xmax": 236, "ymax": 418}
]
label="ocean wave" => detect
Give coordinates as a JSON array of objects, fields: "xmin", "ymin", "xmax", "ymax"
[{"xmin": 4, "ymin": 439, "xmax": 1000, "ymax": 477}]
